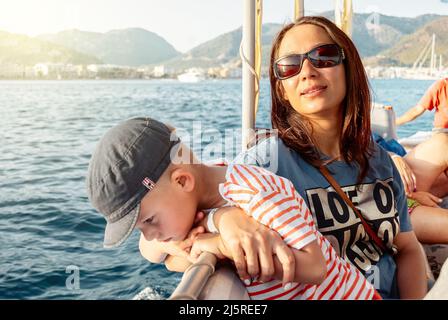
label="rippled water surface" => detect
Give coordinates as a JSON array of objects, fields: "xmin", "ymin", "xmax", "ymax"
[{"xmin": 0, "ymin": 79, "xmax": 433, "ymax": 299}]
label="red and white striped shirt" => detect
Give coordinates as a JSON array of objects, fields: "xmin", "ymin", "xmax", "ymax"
[{"xmin": 219, "ymin": 164, "xmax": 378, "ymax": 300}]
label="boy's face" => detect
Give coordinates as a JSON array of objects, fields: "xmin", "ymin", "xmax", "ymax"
[{"xmin": 135, "ymin": 168, "xmax": 198, "ymax": 242}]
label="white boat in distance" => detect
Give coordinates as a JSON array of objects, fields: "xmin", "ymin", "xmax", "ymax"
[{"xmin": 177, "ymin": 69, "xmax": 205, "ymax": 83}]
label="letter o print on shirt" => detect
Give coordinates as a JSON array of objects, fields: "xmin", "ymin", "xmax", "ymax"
[
  {"xmin": 373, "ymin": 183, "xmax": 393, "ymax": 214},
  {"xmin": 327, "ymin": 191, "xmax": 350, "ymax": 223}
]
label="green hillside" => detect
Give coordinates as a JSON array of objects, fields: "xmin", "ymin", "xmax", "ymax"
[{"xmin": 375, "ymin": 16, "xmax": 448, "ymax": 67}]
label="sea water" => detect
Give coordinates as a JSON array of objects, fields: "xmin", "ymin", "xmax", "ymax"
[{"xmin": 0, "ymin": 79, "xmax": 434, "ymax": 299}]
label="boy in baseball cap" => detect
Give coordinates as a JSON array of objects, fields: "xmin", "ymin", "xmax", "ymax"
[
  {"xmin": 86, "ymin": 117, "xmax": 379, "ymax": 300},
  {"xmin": 86, "ymin": 117, "xmax": 211, "ymax": 248}
]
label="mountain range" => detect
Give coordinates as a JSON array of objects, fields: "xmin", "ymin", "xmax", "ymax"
[
  {"xmin": 38, "ymin": 28, "xmax": 179, "ymax": 66},
  {"xmin": 1, "ymin": 12, "xmax": 447, "ymax": 70},
  {"xmin": 0, "ymin": 30, "xmax": 100, "ymax": 66}
]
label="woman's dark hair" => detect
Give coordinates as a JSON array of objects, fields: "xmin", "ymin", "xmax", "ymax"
[{"xmin": 270, "ymin": 16, "xmax": 373, "ymax": 183}]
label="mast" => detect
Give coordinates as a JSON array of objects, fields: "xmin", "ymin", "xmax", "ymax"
[
  {"xmin": 241, "ymin": 0, "xmax": 256, "ymax": 151},
  {"xmin": 335, "ymin": 0, "xmax": 353, "ymax": 37},
  {"xmin": 430, "ymin": 33, "xmax": 436, "ymax": 75},
  {"xmin": 294, "ymin": 0, "xmax": 304, "ymax": 20},
  {"xmin": 412, "ymin": 37, "xmax": 432, "ymax": 70}
]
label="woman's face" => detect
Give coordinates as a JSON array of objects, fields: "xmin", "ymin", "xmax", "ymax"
[{"xmin": 277, "ymin": 24, "xmax": 346, "ymax": 119}]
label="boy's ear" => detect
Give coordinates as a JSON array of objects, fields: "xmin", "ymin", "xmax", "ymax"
[{"xmin": 170, "ymin": 168, "xmax": 195, "ymax": 192}]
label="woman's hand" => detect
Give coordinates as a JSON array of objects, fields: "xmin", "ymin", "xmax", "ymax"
[
  {"xmin": 215, "ymin": 207, "xmax": 295, "ymax": 286},
  {"xmin": 409, "ymin": 191, "xmax": 443, "ymax": 207},
  {"xmin": 391, "ymin": 155, "xmax": 416, "ymax": 196}
]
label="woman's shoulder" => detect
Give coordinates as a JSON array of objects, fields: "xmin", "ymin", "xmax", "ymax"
[
  {"xmin": 370, "ymin": 141, "xmax": 394, "ymax": 163},
  {"xmin": 233, "ymin": 135, "xmax": 296, "ymax": 164},
  {"xmin": 234, "ymin": 134, "xmax": 280, "ymax": 164},
  {"xmin": 365, "ymin": 141, "xmax": 398, "ymax": 180}
]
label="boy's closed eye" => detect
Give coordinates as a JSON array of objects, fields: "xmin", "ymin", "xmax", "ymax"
[{"xmin": 144, "ymin": 216, "xmax": 155, "ymax": 224}]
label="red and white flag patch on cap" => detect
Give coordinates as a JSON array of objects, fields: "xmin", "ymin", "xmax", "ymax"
[{"xmin": 142, "ymin": 177, "xmax": 155, "ymax": 191}]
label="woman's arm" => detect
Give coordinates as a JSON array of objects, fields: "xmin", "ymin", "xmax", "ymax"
[
  {"xmin": 272, "ymin": 239, "xmax": 326, "ymax": 286},
  {"xmin": 213, "ymin": 207, "xmax": 296, "ymax": 285},
  {"xmin": 393, "ymin": 230, "xmax": 427, "ymax": 299},
  {"xmin": 190, "ymin": 233, "xmax": 326, "ymax": 287}
]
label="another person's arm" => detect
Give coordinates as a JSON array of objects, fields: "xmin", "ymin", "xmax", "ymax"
[
  {"xmin": 396, "ymin": 105, "xmax": 426, "ymax": 126},
  {"xmin": 389, "ymin": 154, "xmax": 443, "ymax": 206},
  {"xmin": 408, "ymin": 191, "xmax": 442, "ymax": 207},
  {"xmin": 390, "ymin": 154, "xmax": 416, "ymax": 195},
  {"xmin": 396, "ymin": 79, "xmax": 441, "ymax": 126}
]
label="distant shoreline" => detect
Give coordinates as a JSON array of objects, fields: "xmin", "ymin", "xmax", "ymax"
[{"xmin": 0, "ymin": 77, "xmax": 437, "ymax": 82}]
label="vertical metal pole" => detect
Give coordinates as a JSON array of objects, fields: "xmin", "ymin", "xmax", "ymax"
[
  {"xmin": 294, "ymin": 0, "xmax": 304, "ymax": 21},
  {"xmin": 335, "ymin": 0, "xmax": 353, "ymax": 38},
  {"xmin": 335, "ymin": 0, "xmax": 342, "ymax": 29},
  {"xmin": 344, "ymin": 0, "xmax": 353, "ymax": 38},
  {"xmin": 242, "ymin": 0, "xmax": 256, "ymax": 152}
]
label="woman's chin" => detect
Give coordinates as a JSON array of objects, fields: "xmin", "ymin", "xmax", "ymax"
[
  {"xmin": 295, "ymin": 99, "xmax": 341, "ymax": 116},
  {"xmin": 296, "ymin": 104, "xmax": 329, "ymax": 115}
]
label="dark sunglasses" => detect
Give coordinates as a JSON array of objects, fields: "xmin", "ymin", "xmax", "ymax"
[{"xmin": 273, "ymin": 44, "xmax": 345, "ymax": 80}]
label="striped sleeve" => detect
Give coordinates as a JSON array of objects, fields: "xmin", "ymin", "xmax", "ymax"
[{"xmin": 220, "ymin": 165, "xmax": 317, "ymax": 251}]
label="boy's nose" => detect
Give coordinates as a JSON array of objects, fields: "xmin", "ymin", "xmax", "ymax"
[{"xmin": 142, "ymin": 229, "xmax": 158, "ymax": 242}]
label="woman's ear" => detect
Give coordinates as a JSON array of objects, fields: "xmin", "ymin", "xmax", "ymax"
[{"xmin": 171, "ymin": 168, "xmax": 195, "ymax": 192}]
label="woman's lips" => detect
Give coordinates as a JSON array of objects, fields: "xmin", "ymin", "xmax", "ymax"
[{"xmin": 301, "ymin": 85, "xmax": 327, "ymax": 96}]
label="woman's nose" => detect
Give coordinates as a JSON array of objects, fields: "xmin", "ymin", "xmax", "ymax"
[{"xmin": 300, "ymin": 58, "xmax": 318, "ymax": 80}]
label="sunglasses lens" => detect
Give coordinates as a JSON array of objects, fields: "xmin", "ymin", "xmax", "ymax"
[
  {"xmin": 274, "ymin": 45, "xmax": 343, "ymax": 80},
  {"xmin": 275, "ymin": 56, "xmax": 302, "ymax": 79},
  {"xmin": 309, "ymin": 44, "xmax": 341, "ymax": 68}
]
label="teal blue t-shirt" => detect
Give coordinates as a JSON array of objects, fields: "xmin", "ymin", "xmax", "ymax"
[{"xmin": 233, "ymin": 136, "xmax": 412, "ymax": 299}]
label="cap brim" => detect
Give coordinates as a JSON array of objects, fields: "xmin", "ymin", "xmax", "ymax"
[{"xmin": 103, "ymin": 203, "xmax": 140, "ymax": 249}]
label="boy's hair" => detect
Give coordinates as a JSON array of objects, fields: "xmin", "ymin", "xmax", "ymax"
[{"xmin": 86, "ymin": 117, "xmax": 180, "ymax": 248}]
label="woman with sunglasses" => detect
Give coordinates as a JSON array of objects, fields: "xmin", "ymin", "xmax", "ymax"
[{"xmin": 214, "ymin": 16, "xmax": 428, "ymax": 299}]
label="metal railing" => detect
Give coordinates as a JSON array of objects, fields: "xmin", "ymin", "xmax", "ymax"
[{"xmin": 169, "ymin": 252, "xmax": 217, "ymax": 300}]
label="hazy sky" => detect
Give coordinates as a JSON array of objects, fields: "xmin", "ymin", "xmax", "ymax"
[{"xmin": 1, "ymin": 0, "xmax": 448, "ymax": 52}]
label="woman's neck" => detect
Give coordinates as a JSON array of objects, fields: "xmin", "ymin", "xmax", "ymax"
[{"xmin": 309, "ymin": 116, "xmax": 342, "ymax": 159}]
